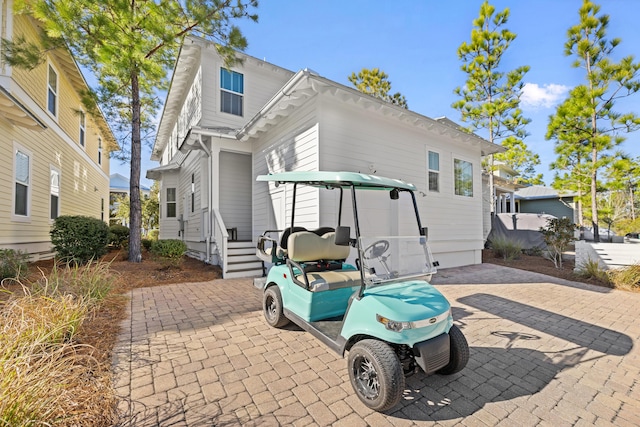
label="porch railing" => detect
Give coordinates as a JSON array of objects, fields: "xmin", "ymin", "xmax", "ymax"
[{"xmin": 212, "ymin": 208, "xmax": 229, "ymax": 276}]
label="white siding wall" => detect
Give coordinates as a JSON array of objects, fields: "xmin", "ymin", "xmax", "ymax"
[
  {"xmin": 219, "ymin": 151, "xmax": 252, "ymax": 241},
  {"xmin": 252, "ymin": 104, "xmax": 320, "ymax": 241},
  {"xmin": 200, "ymin": 49, "xmax": 294, "ymax": 130},
  {"xmin": 180, "ymin": 151, "xmax": 205, "ymax": 244},
  {"xmin": 317, "ymin": 97, "xmax": 484, "ymax": 268},
  {"xmin": 159, "ymin": 172, "xmax": 180, "ymax": 239}
]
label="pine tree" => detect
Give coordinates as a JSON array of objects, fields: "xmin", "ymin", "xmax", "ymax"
[
  {"xmin": 547, "ymin": 0, "xmax": 640, "ymax": 241},
  {"xmin": 453, "ymin": 1, "xmax": 538, "ymax": 206},
  {"xmin": 348, "ymin": 68, "xmax": 408, "ymax": 109},
  {"xmin": 3, "ymin": 0, "xmax": 257, "ymax": 261}
]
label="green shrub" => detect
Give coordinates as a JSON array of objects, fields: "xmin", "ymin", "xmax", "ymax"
[
  {"xmin": 489, "ymin": 235, "xmax": 523, "ymax": 261},
  {"xmin": 0, "ymin": 249, "xmax": 29, "ymax": 281},
  {"xmin": 147, "ymin": 229, "xmax": 159, "ymax": 241},
  {"xmin": 151, "ymin": 239, "xmax": 186, "ymax": 268},
  {"xmin": 141, "ymin": 238, "xmax": 153, "ymax": 251},
  {"xmin": 524, "ymin": 246, "xmax": 544, "ymax": 257},
  {"xmin": 540, "ymin": 217, "xmax": 576, "ymax": 268},
  {"xmin": 108, "ymin": 224, "xmax": 129, "ymax": 248},
  {"xmin": 50, "ymin": 216, "xmax": 109, "ymax": 264}
]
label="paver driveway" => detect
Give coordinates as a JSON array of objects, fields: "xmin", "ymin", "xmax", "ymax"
[{"xmin": 113, "ymin": 264, "xmax": 640, "ymax": 426}]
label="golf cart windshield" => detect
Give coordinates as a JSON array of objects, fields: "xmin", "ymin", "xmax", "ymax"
[{"xmin": 360, "ymin": 236, "xmax": 437, "ymax": 286}]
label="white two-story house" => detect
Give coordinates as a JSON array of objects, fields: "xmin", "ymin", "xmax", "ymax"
[{"xmin": 148, "ymin": 36, "xmax": 503, "ymax": 278}]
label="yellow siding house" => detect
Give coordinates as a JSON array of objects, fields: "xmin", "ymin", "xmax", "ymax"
[{"xmin": 0, "ymin": 6, "xmax": 117, "ymax": 260}]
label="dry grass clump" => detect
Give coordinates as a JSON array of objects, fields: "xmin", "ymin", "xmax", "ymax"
[
  {"xmin": 608, "ymin": 264, "xmax": 640, "ymax": 292},
  {"xmin": 0, "ymin": 261, "xmax": 119, "ymax": 426}
]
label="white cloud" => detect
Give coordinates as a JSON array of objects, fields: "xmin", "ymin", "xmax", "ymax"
[{"xmin": 521, "ymin": 83, "xmax": 570, "ymax": 109}]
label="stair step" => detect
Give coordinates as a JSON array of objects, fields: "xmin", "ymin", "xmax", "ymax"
[{"xmin": 227, "ymin": 260, "xmax": 262, "ymax": 270}]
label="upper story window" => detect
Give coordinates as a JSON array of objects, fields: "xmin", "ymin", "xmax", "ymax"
[
  {"xmin": 98, "ymin": 137, "xmax": 103, "ymax": 165},
  {"xmin": 220, "ymin": 68, "xmax": 243, "ymax": 116},
  {"xmin": 79, "ymin": 111, "xmax": 86, "ymax": 148},
  {"xmin": 47, "ymin": 64, "xmax": 58, "ymax": 116},
  {"xmin": 428, "ymin": 151, "xmax": 439, "ymax": 192},
  {"xmin": 14, "ymin": 145, "xmax": 31, "ymax": 218},
  {"xmin": 454, "ymin": 158, "xmax": 473, "ymax": 197},
  {"xmin": 166, "ymin": 187, "xmax": 176, "ymax": 218}
]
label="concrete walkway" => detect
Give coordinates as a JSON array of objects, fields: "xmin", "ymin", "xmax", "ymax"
[{"xmin": 113, "ymin": 264, "xmax": 640, "ymax": 426}]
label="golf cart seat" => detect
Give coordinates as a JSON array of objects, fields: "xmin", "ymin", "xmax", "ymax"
[
  {"xmin": 257, "ymin": 226, "xmax": 307, "ymax": 264},
  {"xmin": 287, "ymin": 231, "xmax": 361, "ymax": 292}
]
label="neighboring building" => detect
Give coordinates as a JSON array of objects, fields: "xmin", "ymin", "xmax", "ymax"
[
  {"xmin": 0, "ymin": 11, "xmax": 116, "ymax": 260},
  {"xmin": 515, "ymin": 185, "xmax": 578, "ymax": 223},
  {"xmin": 109, "ymin": 173, "xmax": 150, "ymax": 226},
  {"xmin": 481, "ymin": 161, "xmax": 526, "ymax": 239},
  {"xmin": 148, "ymin": 36, "xmax": 503, "ymax": 278}
]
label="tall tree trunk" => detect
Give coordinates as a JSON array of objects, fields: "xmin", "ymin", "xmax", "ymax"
[
  {"xmin": 591, "ymin": 145, "xmax": 599, "ymax": 242},
  {"xmin": 129, "ymin": 71, "xmax": 142, "ymax": 262}
]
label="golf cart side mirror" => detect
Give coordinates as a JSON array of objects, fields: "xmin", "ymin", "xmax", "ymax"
[
  {"xmin": 335, "ymin": 226, "xmax": 351, "ymax": 246},
  {"xmin": 390, "ymin": 188, "xmax": 399, "ymax": 200},
  {"xmin": 420, "ymin": 227, "xmax": 428, "ymax": 240}
]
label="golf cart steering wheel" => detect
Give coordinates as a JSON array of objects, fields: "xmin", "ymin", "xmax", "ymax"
[{"xmin": 363, "ymin": 240, "xmax": 390, "ymax": 259}]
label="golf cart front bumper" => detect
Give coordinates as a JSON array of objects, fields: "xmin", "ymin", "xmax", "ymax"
[{"xmin": 413, "ymin": 332, "xmax": 450, "ymax": 374}]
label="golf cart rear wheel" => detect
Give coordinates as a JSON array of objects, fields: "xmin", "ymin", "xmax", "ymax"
[
  {"xmin": 348, "ymin": 339, "xmax": 404, "ymax": 412},
  {"xmin": 437, "ymin": 325, "xmax": 469, "ymax": 375},
  {"xmin": 263, "ymin": 286, "xmax": 289, "ymax": 328}
]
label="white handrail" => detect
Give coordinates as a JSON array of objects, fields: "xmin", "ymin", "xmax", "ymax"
[{"xmin": 212, "ymin": 208, "xmax": 229, "ymax": 276}]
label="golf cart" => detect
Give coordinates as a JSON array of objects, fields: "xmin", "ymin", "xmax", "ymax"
[{"xmin": 256, "ymin": 171, "xmax": 468, "ymax": 412}]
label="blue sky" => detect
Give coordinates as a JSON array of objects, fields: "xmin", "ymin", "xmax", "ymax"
[{"xmin": 120, "ymin": 0, "xmax": 640, "ymax": 187}]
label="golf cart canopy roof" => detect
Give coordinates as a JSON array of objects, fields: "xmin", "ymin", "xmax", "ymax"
[{"xmin": 256, "ymin": 171, "xmax": 417, "ymax": 191}]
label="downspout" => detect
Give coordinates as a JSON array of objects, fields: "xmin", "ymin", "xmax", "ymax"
[{"xmin": 192, "ymin": 133, "xmax": 213, "ymax": 264}]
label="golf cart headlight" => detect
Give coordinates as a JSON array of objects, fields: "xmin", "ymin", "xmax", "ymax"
[{"xmin": 376, "ymin": 314, "xmax": 411, "ymax": 332}]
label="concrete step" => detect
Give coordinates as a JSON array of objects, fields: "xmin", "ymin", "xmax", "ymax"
[{"xmin": 224, "ymin": 266, "xmax": 264, "ymax": 279}]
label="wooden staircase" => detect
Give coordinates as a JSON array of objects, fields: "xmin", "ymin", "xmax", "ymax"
[{"xmin": 225, "ymin": 240, "xmax": 264, "ymax": 279}]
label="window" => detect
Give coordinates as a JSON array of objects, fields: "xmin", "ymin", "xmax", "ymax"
[
  {"xmin": 166, "ymin": 187, "xmax": 176, "ymax": 218},
  {"xmin": 191, "ymin": 174, "xmax": 195, "ymax": 213},
  {"xmin": 428, "ymin": 151, "xmax": 439, "ymax": 192},
  {"xmin": 454, "ymin": 159, "xmax": 473, "ymax": 197},
  {"xmin": 50, "ymin": 167, "xmax": 60, "ymax": 220},
  {"xmin": 79, "ymin": 111, "xmax": 86, "ymax": 147},
  {"xmin": 98, "ymin": 137, "xmax": 103, "ymax": 165},
  {"xmin": 220, "ymin": 68, "xmax": 243, "ymax": 116},
  {"xmin": 47, "ymin": 64, "xmax": 58, "ymax": 116},
  {"xmin": 14, "ymin": 146, "xmax": 31, "ymax": 217},
  {"xmin": 101, "ymin": 198, "xmax": 105, "ymax": 221}
]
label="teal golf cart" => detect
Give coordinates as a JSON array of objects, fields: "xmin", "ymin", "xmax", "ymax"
[{"xmin": 256, "ymin": 171, "xmax": 468, "ymax": 412}]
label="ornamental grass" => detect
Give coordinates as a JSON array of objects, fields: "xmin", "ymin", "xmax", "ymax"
[{"xmin": 0, "ymin": 261, "xmax": 119, "ymax": 427}]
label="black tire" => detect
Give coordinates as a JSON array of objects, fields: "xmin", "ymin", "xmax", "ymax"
[
  {"xmin": 437, "ymin": 325, "xmax": 469, "ymax": 375},
  {"xmin": 263, "ymin": 286, "xmax": 289, "ymax": 328},
  {"xmin": 348, "ymin": 339, "xmax": 405, "ymax": 412}
]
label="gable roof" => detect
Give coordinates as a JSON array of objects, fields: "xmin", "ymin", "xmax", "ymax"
[
  {"xmin": 153, "ymin": 41, "xmax": 504, "ymax": 161},
  {"xmin": 236, "ymin": 69, "xmax": 504, "ymax": 156}
]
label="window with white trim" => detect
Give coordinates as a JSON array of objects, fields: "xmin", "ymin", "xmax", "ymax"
[
  {"xmin": 454, "ymin": 158, "xmax": 473, "ymax": 197},
  {"xmin": 14, "ymin": 146, "xmax": 31, "ymax": 217},
  {"xmin": 98, "ymin": 137, "xmax": 103, "ymax": 165},
  {"xmin": 47, "ymin": 64, "xmax": 58, "ymax": 116},
  {"xmin": 428, "ymin": 151, "xmax": 439, "ymax": 192},
  {"xmin": 79, "ymin": 110, "xmax": 86, "ymax": 147},
  {"xmin": 220, "ymin": 68, "xmax": 243, "ymax": 116},
  {"xmin": 166, "ymin": 187, "xmax": 176, "ymax": 218},
  {"xmin": 191, "ymin": 174, "xmax": 195, "ymax": 213},
  {"xmin": 50, "ymin": 167, "xmax": 60, "ymax": 220}
]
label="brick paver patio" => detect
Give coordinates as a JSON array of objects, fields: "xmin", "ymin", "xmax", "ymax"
[{"xmin": 113, "ymin": 264, "xmax": 640, "ymax": 426}]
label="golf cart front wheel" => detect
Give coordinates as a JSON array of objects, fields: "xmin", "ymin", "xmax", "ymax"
[
  {"xmin": 263, "ymin": 286, "xmax": 289, "ymax": 328},
  {"xmin": 348, "ymin": 339, "xmax": 404, "ymax": 412},
  {"xmin": 437, "ymin": 325, "xmax": 469, "ymax": 375}
]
